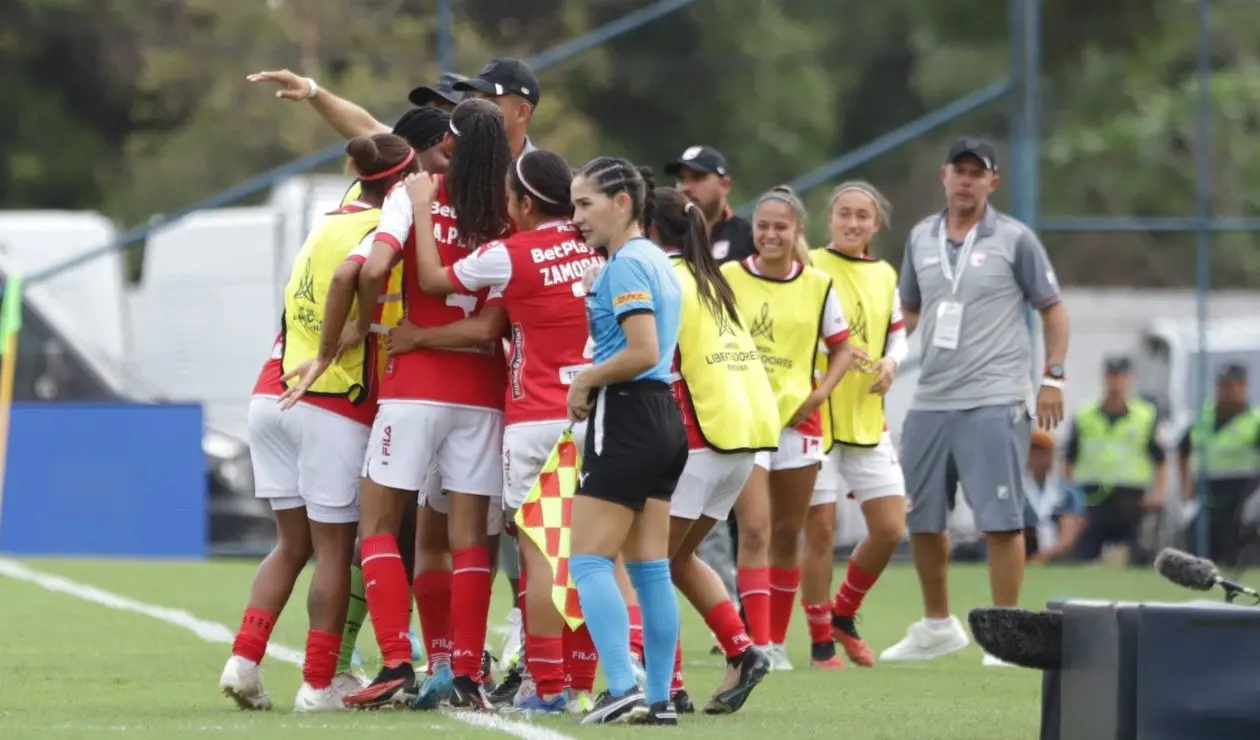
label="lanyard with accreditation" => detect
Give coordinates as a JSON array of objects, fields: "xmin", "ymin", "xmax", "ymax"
[{"xmin": 933, "ymin": 223, "xmax": 979, "ymax": 351}]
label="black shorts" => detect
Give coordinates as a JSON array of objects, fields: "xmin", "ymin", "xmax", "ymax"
[{"xmin": 578, "ymin": 380, "xmax": 688, "ymax": 512}]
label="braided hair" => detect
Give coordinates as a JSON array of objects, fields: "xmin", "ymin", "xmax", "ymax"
[
  {"xmin": 392, "ymin": 107, "xmax": 451, "ymax": 153},
  {"xmin": 574, "ymin": 157, "xmax": 657, "ymax": 232},
  {"xmin": 447, "ymin": 98, "xmax": 512, "ymax": 245}
]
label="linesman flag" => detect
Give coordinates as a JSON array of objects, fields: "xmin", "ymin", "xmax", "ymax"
[{"xmin": 513, "ymin": 429, "xmax": 585, "ymax": 630}]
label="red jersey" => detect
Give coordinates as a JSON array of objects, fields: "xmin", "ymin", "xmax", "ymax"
[
  {"xmin": 449, "ymin": 221, "xmax": 601, "ymax": 426},
  {"xmin": 669, "ymin": 350, "xmax": 708, "ymax": 451},
  {"xmin": 251, "ymin": 332, "xmax": 379, "ymax": 427},
  {"xmin": 371, "ymin": 179, "xmax": 507, "ymax": 410}
]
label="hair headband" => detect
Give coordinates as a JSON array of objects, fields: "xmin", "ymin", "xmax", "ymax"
[
  {"xmin": 756, "ymin": 189, "xmax": 805, "ymax": 222},
  {"xmin": 359, "ymin": 148, "xmax": 415, "ymax": 182},
  {"xmin": 684, "ymin": 201, "xmax": 697, "ymax": 215},
  {"xmin": 515, "ymin": 152, "xmax": 561, "ymax": 205},
  {"xmin": 449, "ymin": 119, "xmax": 460, "ymax": 136},
  {"xmin": 834, "ymin": 184, "xmax": 879, "ymax": 201}
]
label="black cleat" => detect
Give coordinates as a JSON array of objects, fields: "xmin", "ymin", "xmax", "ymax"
[
  {"xmin": 488, "ymin": 666, "xmax": 523, "ymax": 707},
  {"xmin": 450, "ymin": 674, "xmax": 494, "ymax": 712},
  {"xmin": 671, "ymin": 689, "xmax": 695, "ymax": 714},
  {"xmin": 343, "ymin": 662, "xmax": 418, "ymax": 710},
  {"xmin": 703, "ymin": 646, "xmax": 770, "ymax": 715},
  {"xmin": 641, "ymin": 701, "xmax": 679, "ymax": 726},
  {"xmin": 580, "ymin": 686, "xmax": 649, "ymax": 725}
]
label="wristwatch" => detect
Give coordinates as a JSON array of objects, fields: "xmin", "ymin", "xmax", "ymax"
[{"xmin": 1043, "ymin": 364, "xmax": 1066, "ymax": 389}]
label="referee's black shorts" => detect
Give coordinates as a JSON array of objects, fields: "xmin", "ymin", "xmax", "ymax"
[{"xmin": 578, "ymin": 380, "xmax": 688, "ymax": 512}]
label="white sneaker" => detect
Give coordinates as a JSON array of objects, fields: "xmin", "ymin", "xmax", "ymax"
[
  {"xmin": 564, "ymin": 688, "xmax": 595, "ymax": 714},
  {"xmin": 219, "ymin": 655, "xmax": 272, "ymax": 710},
  {"xmin": 766, "ymin": 643, "xmax": 794, "ymax": 671},
  {"xmin": 880, "ymin": 616, "xmax": 971, "ymax": 662},
  {"xmin": 293, "ymin": 682, "xmax": 347, "ymax": 712},
  {"xmin": 331, "ymin": 670, "xmax": 368, "ymax": 695},
  {"xmin": 500, "ymin": 608, "xmax": 524, "ymax": 671},
  {"xmin": 512, "ymin": 673, "xmax": 537, "ymax": 706},
  {"xmin": 982, "ymin": 652, "xmax": 1016, "ymax": 667}
]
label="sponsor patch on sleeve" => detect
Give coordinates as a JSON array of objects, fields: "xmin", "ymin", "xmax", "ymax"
[{"xmin": 613, "ymin": 291, "xmax": 650, "ymax": 307}]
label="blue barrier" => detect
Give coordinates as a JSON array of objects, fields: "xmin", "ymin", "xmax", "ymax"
[{"xmin": 0, "ymin": 402, "xmax": 207, "ymax": 558}]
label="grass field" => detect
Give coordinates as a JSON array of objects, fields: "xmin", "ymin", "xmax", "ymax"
[{"xmin": 0, "ymin": 557, "xmax": 1192, "ymax": 740}]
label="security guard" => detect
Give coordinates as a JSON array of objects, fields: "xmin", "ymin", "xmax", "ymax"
[
  {"xmin": 1064, "ymin": 356, "xmax": 1166, "ymax": 564},
  {"xmin": 1178, "ymin": 363, "xmax": 1260, "ymax": 566}
]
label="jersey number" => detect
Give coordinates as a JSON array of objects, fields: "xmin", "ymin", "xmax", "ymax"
[{"xmin": 446, "ymin": 293, "xmax": 478, "ymax": 318}]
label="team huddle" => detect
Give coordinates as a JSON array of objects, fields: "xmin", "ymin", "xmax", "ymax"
[{"xmin": 222, "ymin": 58, "xmax": 915, "ymax": 728}]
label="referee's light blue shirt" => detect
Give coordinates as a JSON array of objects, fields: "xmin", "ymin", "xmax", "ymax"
[{"xmin": 586, "ymin": 237, "xmax": 682, "ymax": 384}]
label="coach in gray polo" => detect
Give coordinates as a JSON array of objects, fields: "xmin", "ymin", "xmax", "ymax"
[{"xmin": 880, "ymin": 138, "xmax": 1070, "ymax": 666}]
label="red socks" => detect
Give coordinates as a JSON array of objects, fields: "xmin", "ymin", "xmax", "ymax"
[
  {"xmin": 769, "ymin": 566, "xmax": 801, "ymax": 645},
  {"xmin": 451, "ymin": 546, "xmax": 493, "ymax": 679},
  {"xmin": 361, "ymin": 534, "xmax": 413, "ymax": 666},
  {"xmin": 302, "ymin": 629, "xmax": 341, "ymax": 689},
  {"xmin": 705, "ymin": 600, "xmax": 753, "ymax": 660},
  {"xmin": 232, "ymin": 607, "xmax": 275, "ymax": 664},
  {"xmin": 628, "ymin": 604, "xmax": 645, "ymax": 663},
  {"xmin": 737, "ymin": 567, "xmax": 771, "ymax": 646},
  {"xmin": 563, "ymin": 624, "xmax": 598, "ymax": 693},
  {"xmin": 413, "ymin": 569, "xmax": 452, "ymax": 671},
  {"xmin": 834, "ymin": 560, "xmax": 879, "ymax": 617},
  {"xmin": 803, "ymin": 602, "xmax": 832, "ymax": 644},
  {"xmin": 671, "ymin": 637, "xmax": 685, "ymax": 695},
  {"xmin": 528, "ymin": 634, "xmax": 566, "ymax": 697}
]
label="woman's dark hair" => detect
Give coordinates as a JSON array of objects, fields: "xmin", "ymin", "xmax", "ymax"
[
  {"xmin": 575, "ymin": 157, "xmax": 656, "ymax": 230},
  {"xmin": 652, "ymin": 187, "xmax": 742, "ymax": 329},
  {"xmin": 345, "ymin": 133, "xmax": 418, "ymax": 200},
  {"xmin": 510, "ymin": 149, "xmax": 574, "ymax": 219},
  {"xmin": 447, "ymin": 98, "xmax": 512, "ymax": 244},
  {"xmin": 392, "ymin": 106, "xmax": 451, "ymax": 152}
]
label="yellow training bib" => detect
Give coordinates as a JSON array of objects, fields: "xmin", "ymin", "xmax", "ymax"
[
  {"xmin": 671, "ymin": 257, "xmax": 779, "ymax": 451},
  {"xmin": 341, "ymin": 181, "xmax": 404, "ymax": 383},
  {"xmin": 810, "ymin": 248, "xmax": 898, "ymax": 446},
  {"xmin": 721, "ymin": 260, "xmax": 832, "ymax": 432},
  {"xmin": 281, "ymin": 206, "xmax": 381, "ymax": 402}
]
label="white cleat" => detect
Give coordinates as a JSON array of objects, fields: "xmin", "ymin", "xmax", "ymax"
[
  {"xmin": 982, "ymin": 652, "xmax": 1016, "ymax": 667},
  {"xmin": 565, "ymin": 688, "xmax": 595, "ymax": 714},
  {"xmin": 766, "ymin": 643, "xmax": 794, "ymax": 671},
  {"xmin": 880, "ymin": 616, "xmax": 971, "ymax": 662},
  {"xmin": 293, "ymin": 682, "xmax": 347, "ymax": 713},
  {"xmin": 219, "ymin": 655, "xmax": 272, "ymax": 710},
  {"xmin": 331, "ymin": 669, "xmax": 369, "ymax": 695},
  {"xmin": 512, "ymin": 673, "xmax": 537, "ymax": 707},
  {"xmin": 500, "ymin": 607, "xmax": 524, "ymax": 671}
]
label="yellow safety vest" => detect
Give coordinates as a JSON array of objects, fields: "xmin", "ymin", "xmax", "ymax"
[
  {"xmin": 1190, "ymin": 404, "xmax": 1260, "ymax": 480},
  {"xmin": 1071, "ymin": 399, "xmax": 1157, "ymax": 501},
  {"xmin": 721, "ymin": 260, "xmax": 832, "ymax": 432},
  {"xmin": 810, "ymin": 248, "xmax": 898, "ymax": 446},
  {"xmin": 670, "ymin": 256, "xmax": 779, "ymax": 452},
  {"xmin": 340, "ymin": 182, "xmax": 404, "ymax": 382},
  {"xmin": 281, "ymin": 206, "xmax": 380, "ymax": 402}
]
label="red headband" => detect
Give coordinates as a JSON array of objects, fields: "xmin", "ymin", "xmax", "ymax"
[{"xmin": 359, "ymin": 149, "xmax": 416, "ymax": 182}]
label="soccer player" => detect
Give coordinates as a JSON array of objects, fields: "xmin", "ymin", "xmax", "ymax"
[
  {"xmin": 220, "ymin": 133, "xmax": 418, "ymax": 712},
  {"xmin": 385, "ymin": 148, "xmax": 603, "ymax": 715},
  {"xmin": 563, "ymin": 159, "xmax": 687, "ymax": 726},
  {"xmin": 649, "ymin": 186, "xmax": 776, "ymax": 713},
  {"xmin": 721, "ymin": 186, "xmax": 853, "ymax": 671},
  {"xmin": 803, "ymin": 182, "xmax": 909, "ymax": 669}
]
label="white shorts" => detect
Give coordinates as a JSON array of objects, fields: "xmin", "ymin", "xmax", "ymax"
[
  {"xmin": 670, "ymin": 449, "xmax": 756, "ymax": 522},
  {"xmin": 812, "ymin": 432, "xmax": 906, "ymax": 506},
  {"xmin": 363, "ymin": 401, "xmax": 504, "ymax": 496},
  {"xmin": 753, "ymin": 427, "xmax": 825, "ymax": 473},
  {"xmin": 419, "ymin": 470, "xmax": 505, "ymax": 536},
  {"xmin": 502, "ymin": 420, "xmax": 586, "ymax": 511},
  {"xmin": 247, "ymin": 396, "xmax": 367, "ymax": 524}
]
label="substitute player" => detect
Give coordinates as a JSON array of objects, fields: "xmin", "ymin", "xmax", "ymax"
[
  {"xmin": 221, "ymin": 133, "xmax": 418, "ymax": 712},
  {"xmin": 803, "ymin": 182, "xmax": 908, "ymax": 669},
  {"xmin": 721, "ymin": 186, "xmax": 853, "ymax": 671},
  {"xmin": 385, "ymin": 148, "xmax": 603, "ymax": 715},
  {"xmin": 564, "ymin": 160, "xmax": 687, "ymax": 726},
  {"xmin": 649, "ymin": 186, "xmax": 776, "ymax": 714}
]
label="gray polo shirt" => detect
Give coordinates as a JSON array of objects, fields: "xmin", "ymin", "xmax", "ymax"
[{"xmin": 899, "ymin": 206, "xmax": 1061, "ymax": 411}]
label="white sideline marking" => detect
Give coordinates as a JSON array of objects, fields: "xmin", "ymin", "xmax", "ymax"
[{"xmin": 0, "ymin": 558, "xmax": 574, "ymax": 740}]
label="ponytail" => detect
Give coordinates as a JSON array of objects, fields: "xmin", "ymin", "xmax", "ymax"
[{"xmin": 652, "ymin": 187, "xmax": 742, "ymax": 329}]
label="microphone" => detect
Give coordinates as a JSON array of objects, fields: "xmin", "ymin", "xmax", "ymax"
[
  {"xmin": 966, "ymin": 607, "xmax": 1062, "ymax": 670},
  {"xmin": 1153, "ymin": 547, "xmax": 1260, "ymax": 604}
]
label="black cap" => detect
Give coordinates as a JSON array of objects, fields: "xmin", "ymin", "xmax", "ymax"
[
  {"xmin": 453, "ymin": 58, "xmax": 540, "ymax": 106},
  {"xmin": 1216, "ymin": 363, "xmax": 1248, "ymax": 382},
  {"xmin": 664, "ymin": 145, "xmax": 729, "ymax": 177},
  {"xmin": 1104, "ymin": 356, "xmax": 1133, "ymax": 374},
  {"xmin": 408, "ymin": 72, "xmax": 468, "ymax": 108},
  {"xmin": 946, "ymin": 137, "xmax": 998, "ymax": 172}
]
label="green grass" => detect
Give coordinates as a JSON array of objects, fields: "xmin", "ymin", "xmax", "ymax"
[{"xmin": 0, "ymin": 558, "xmax": 1191, "ymax": 739}]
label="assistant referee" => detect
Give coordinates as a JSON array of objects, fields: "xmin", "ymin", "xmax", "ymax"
[{"xmin": 564, "ymin": 157, "xmax": 688, "ymax": 727}]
